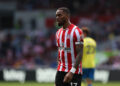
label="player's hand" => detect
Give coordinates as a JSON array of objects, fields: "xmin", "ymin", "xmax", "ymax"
[{"xmin": 63, "ymin": 72, "xmax": 74, "ymax": 83}]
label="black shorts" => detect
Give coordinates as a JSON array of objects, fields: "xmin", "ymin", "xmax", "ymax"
[{"xmin": 55, "ymin": 71, "xmax": 82, "ymax": 86}]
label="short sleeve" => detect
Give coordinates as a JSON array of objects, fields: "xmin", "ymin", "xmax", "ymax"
[{"xmin": 74, "ymin": 27, "xmax": 84, "ymax": 45}]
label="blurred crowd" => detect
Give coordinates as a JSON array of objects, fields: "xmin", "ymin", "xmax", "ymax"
[
  {"xmin": 0, "ymin": 0, "xmax": 120, "ymax": 69},
  {"xmin": 0, "ymin": 30, "xmax": 57, "ymax": 69},
  {"xmin": 16, "ymin": 0, "xmax": 120, "ymax": 46}
]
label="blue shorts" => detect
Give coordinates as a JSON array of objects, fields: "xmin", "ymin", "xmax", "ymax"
[{"xmin": 82, "ymin": 68, "xmax": 95, "ymax": 80}]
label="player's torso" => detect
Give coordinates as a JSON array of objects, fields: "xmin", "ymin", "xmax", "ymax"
[
  {"xmin": 56, "ymin": 24, "xmax": 82, "ymax": 74},
  {"xmin": 82, "ymin": 37, "xmax": 96, "ymax": 68}
]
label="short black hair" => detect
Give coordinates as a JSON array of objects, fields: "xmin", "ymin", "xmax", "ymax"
[{"xmin": 57, "ymin": 7, "xmax": 70, "ymax": 16}]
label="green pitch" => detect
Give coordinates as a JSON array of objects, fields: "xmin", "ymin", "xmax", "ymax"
[{"xmin": 0, "ymin": 82, "xmax": 120, "ymax": 86}]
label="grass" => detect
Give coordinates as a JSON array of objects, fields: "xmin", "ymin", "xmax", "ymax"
[
  {"xmin": 0, "ymin": 82, "xmax": 53, "ymax": 86},
  {"xmin": 0, "ymin": 81, "xmax": 120, "ymax": 86},
  {"xmin": 90, "ymin": 82, "xmax": 120, "ymax": 86}
]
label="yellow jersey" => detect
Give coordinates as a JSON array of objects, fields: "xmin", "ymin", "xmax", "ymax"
[{"xmin": 82, "ymin": 37, "xmax": 96, "ymax": 68}]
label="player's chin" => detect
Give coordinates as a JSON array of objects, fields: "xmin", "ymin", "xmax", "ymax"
[{"xmin": 58, "ymin": 22, "xmax": 63, "ymax": 26}]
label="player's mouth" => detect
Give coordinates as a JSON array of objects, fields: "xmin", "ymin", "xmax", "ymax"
[
  {"xmin": 56, "ymin": 21, "xmax": 61, "ymax": 25},
  {"xmin": 56, "ymin": 18, "xmax": 62, "ymax": 22}
]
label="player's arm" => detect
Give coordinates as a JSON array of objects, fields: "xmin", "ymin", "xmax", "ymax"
[
  {"xmin": 73, "ymin": 28, "xmax": 83, "ymax": 70},
  {"xmin": 56, "ymin": 31, "xmax": 59, "ymax": 65},
  {"xmin": 57, "ymin": 56, "xmax": 59, "ymax": 63},
  {"xmin": 74, "ymin": 43, "xmax": 83, "ymax": 69}
]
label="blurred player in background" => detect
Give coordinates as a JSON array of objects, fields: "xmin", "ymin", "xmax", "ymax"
[
  {"xmin": 81, "ymin": 27, "xmax": 97, "ymax": 86},
  {"xmin": 55, "ymin": 7, "xmax": 84, "ymax": 86}
]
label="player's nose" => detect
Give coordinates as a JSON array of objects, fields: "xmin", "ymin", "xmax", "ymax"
[{"xmin": 56, "ymin": 16, "xmax": 59, "ymax": 20}]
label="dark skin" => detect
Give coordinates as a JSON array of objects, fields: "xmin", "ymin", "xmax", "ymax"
[
  {"xmin": 56, "ymin": 9, "xmax": 83, "ymax": 83},
  {"xmin": 56, "ymin": 9, "xmax": 71, "ymax": 29}
]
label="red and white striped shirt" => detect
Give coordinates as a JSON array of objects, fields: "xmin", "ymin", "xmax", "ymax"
[{"xmin": 56, "ymin": 24, "xmax": 83, "ymax": 74}]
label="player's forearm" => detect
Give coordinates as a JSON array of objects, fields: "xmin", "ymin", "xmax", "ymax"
[
  {"xmin": 74, "ymin": 52, "xmax": 83, "ymax": 69},
  {"xmin": 73, "ymin": 44, "xmax": 83, "ymax": 69}
]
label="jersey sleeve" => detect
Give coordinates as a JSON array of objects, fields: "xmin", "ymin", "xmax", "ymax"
[{"xmin": 74, "ymin": 27, "xmax": 84, "ymax": 45}]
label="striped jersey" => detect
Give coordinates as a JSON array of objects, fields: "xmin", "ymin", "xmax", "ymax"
[{"xmin": 56, "ymin": 24, "xmax": 83, "ymax": 74}]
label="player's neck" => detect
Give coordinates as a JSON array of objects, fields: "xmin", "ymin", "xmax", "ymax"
[{"xmin": 63, "ymin": 21, "xmax": 71, "ymax": 30}]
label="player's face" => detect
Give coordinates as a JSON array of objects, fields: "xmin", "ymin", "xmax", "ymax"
[{"xmin": 56, "ymin": 10, "xmax": 67, "ymax": 26}]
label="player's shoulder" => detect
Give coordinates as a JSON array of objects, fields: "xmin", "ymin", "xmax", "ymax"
[
  {"xmin": 74, "ymin": 25, "xmax": 81, "ymax": 30},
  {"xmin": 56, "ymin": 28, "xmax": 62, "ymax": 34},
  {"xmin": 73, "ymin": 25, "xmax": 83, "ymax": 33},
  {"xmin": 58, "ymin": 27, "xmax": 63, "ymax": 31}
]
